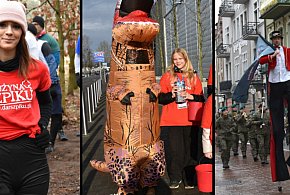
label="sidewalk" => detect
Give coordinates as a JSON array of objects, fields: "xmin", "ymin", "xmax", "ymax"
[
  {"xmin": 215, "ymin": 144, "xmax": 290, "ymax": 195},
  {"xmin": 82, "ymin": 94, "xmax": 209, "ymax": 195}
]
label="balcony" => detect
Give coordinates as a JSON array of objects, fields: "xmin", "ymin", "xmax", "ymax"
[
  {"xmin": 233, "ymin": 0, "xmax": 248, "ymax": 4},
  {"xmin": 219, "ymin": 1, "xmax": 235, "ymax": 17},
  {"xmin": 260, "ymin": 0, "xmax": 290, "ymax": 19},
  {"xmin": 216, "ymin": 43, "xmax": 231, "ymax": 58},
  {"xmin": 242, "ymin": 22, "xmax": 258, "ymax": 40}
]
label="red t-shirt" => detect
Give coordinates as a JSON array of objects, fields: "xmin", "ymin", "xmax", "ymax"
[
  {"xmin": 0, "ymin": 59, "xmax": 51, "ymax": 140},
  {"xmin": 160, "ymin": 72, "xmax": 203, "ymax": 126}
]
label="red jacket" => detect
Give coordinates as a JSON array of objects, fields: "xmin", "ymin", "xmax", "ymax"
[
  {"xmin": 259, "ymin": 46, "xmax": 290, "ymax": 71},
  {"xmin": 159, "ymin": 72, "xmax": 203, "ymax": 126}
]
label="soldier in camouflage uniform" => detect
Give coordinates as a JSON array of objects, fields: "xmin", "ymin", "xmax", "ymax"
[
  {"xmin": 262, "ymin": 107, "xmax": 271, "ymax": 164},
  {"xmin": 216, "ymin": 107, "xmax": 237, "ymax": 169},
  {"xmin": 247, "ymin": 109, "xmax": 262, "ymax": 162},
  {"xmin": 216, "ymin": 108, "xmax": 223, "ymax": 152},
  {"xmin": 236, "ymin": 106, "xmax": 249, "ymax": 158},
  {"xmin": 230, "ymin": 104, "xmax": 239, "ymax": 156},
  {"xmin": 254, "ymin": 104, "xmax": 271, "ymax": 164}
]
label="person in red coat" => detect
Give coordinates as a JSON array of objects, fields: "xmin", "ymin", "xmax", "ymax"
[
  {"xmin": 201, "ymin": 64, "xmax": 212, "ymax": 159},
  {"xmin": 259, "ymin": 31, "xmax": 290, "ymax": 182}
]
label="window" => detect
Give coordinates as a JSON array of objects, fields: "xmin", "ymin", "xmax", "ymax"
[
  {"xmin": 234, "ymin": 56, "xmax": 240, "ymax": 82},
  {"xmin": 237, "ymin": 18, "xmax": 240, "ymax": 39},
  {"xmin": 242, "ymin": 52, "xmax": 248, "ymax": 73},
  {"xmin": 254, "ymin": 2, "xmax": 258, "ymax": 23},
  {"xmin": 233, "ymin": 20, "xmax": 236, "ymax": 41},
  {"xmin": 226, "ymin": 64, "xmax": 229, "ymax": 80},
  {"xmin": 278, "ymin": 27, "xmax": 284, "ymax": 45}
]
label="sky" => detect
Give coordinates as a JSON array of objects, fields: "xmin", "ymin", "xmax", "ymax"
[
  {"xmin": 215, "ymin": 0, "xmax": 221, "ymax": 24},
  {"xmin": 83, "ymin": 0, "xmax": 116, "ymax": 50}
]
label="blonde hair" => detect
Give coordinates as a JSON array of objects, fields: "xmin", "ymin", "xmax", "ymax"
[{"xmin": 168, "ymin": 48, "xmax": 196, "ymax": 84}]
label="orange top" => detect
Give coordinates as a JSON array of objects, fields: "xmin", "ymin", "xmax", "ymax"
[
  {"xmin": 159, "ymin": 72, "xmax": 203, "ymax": 126},
  {"xmin": 201, "ymin": 94, "xmax": 212, "ymax": 143}
]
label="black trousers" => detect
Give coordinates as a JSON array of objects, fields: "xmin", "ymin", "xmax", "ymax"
[
  {"xmin": 160, "ymin": 126, "xmax": 193, "ymax": 182},
  {"xmin": 0, "ymin": 136, "xmax": 49, "ymax": 195},
  {"xmin": 269, "ymin": 81, "xmax": 290, "ymax": 181}
]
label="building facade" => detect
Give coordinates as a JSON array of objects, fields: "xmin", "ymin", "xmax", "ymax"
[
  {"xmin": 153, "ymin": 0, "xmax": 212, "ymax": 80},
  {"xmin": 216, "ymin": 0, "xmax": 265, "ymax": 110}
]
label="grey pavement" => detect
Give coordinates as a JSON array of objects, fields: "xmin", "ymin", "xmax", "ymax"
[
  {"xmin": 82, "ymin": 93, "xmax": 210, "ymax": 195},
  {"xmin": 215, "ymin": 144, "xmax": 290, "ymax": 195}
]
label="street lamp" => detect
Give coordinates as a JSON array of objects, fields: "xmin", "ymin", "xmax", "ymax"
[
  {"xmin": 163, "ymin": 1, "xmax": 184, "ymax": 69},
  {"xmin": 249, "ymin": 86, "xmax": 256, "ymax": 111}
]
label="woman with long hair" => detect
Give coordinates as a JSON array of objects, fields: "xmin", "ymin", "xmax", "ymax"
[
  {"xmin": 0, "ymin": 1, "xmax": 52, "ymax": 195},
  {"xmin": 159, "ymin": 48, "xmax": 205, "ymax": 189}
]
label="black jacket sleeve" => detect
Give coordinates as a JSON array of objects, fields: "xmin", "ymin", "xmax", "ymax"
[
  {"xmin": 158, "ymin": 92, "xmax": 175, "ymax": 105},
  {"xmin": 41, "ymin": 42, "xmax": 51, "ymax": 57},
  {"xmin": 36, "ymin": 89, "xmax": 52, "ymax": 126},
  {"xmin": 188, "ymin": 94, "xmax": 205, "ymax": 102}
]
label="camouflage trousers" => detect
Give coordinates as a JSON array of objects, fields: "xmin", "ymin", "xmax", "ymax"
[
  {"xmin": 239, "ymin": 131, "xmax": 248, "ymax": 156},
  {"xmin": 219, "ymin": 134, "xmax": 233, "ymax": 165},
  {"xmin": 257, "ymin": 133, "xmax": 270, "ymax": 162}
]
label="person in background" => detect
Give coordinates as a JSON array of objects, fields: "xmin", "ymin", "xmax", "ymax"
[
  {"xmin": 27, "ymin": 23, "xmax": 49, "ymax": 67},
  {"xmin": 158, "ymin": 48, "xmax": 204, "ymax": 189},
  {"xmin": 201, "ymin": 64, "xmax": 213, "ymax": 159},
  {"xmin": 230, "ymin": 104, "xmax": 239, "ymax": 156},
  {"xmin": 32, "ymin": 16, "xmax": 68, "ymax": 153},
  {"xmin": 74, "ymin": 35, "xmax": 80, "ymax": 137},
  {"xmin": 216, "ymin": 107, "xmax": 236, "ymax": 169},
  {"xmin": 246, "ymin": 109, "xmax": 261, "ymax": 162},
  {"xmin": 0, "ymin": 1, "xmax": 52, "ymax": 194},
  {"xmin": 75, "ymin": 35, "xmax": 80, "ymax": 87},
  {"xmin": 236, "ymin": 106, "xmax": 249, "ymax": 158}
]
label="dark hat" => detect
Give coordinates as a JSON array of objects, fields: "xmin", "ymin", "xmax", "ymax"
[
  {"xmin": 32, "ymin": 16, "xmax": 45, "ymax": 29},
  {"xmin": 270, "ymin": 31, "xmax": 283, "ymax": 40},
  {"xmin": 28, "ymin": 23, "xmax": 37, "ymax": 36},
  {"xmin": 221, "ymin": 106, "xmax": 228, "ymax": 112}
]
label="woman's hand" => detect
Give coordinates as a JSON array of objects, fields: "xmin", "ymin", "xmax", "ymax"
[
  {"xmin": 181, "ymin": 91, "xmax": 194, "ymax": 100},
  {"xmin": 204, "ymin": 152, "xmax": 212, "ymax": 159},
  {"xmin": 171, "ymin": 83, "xmax": 177, "ymax": 98}
]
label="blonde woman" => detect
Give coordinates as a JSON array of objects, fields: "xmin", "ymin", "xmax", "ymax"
[{"xmin": 159, "ymin": 48, "xmax": 204, "ymax": 189}]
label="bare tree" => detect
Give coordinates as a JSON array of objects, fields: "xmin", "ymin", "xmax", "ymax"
[
  {"xmin": 83, "ymin": 35, "xmax": 94, "ymax": 69},
  {"xmin": 97, "ymin": 41, "xmax": 111, "ymax": 63},
  {"xmin": 30, "ymin": 0, "xmax": 80, "ymax": 106}
]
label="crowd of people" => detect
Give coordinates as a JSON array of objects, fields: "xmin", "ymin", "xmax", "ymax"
[{"xmin": 216, "ymin": 104, "xmax": 271, "ymax": 169}]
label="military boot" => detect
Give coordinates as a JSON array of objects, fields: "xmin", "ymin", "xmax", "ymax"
[
  {"xmin": 264, "ymin": 156, "xmax": 269, "ymax": 164},
  {"xmin": 222, "ymin": 161, "xmax": 230, "ymax": 169},
  {"xmin": 242, "ymin": 151, "xmax": 247, "ymax": 159}
]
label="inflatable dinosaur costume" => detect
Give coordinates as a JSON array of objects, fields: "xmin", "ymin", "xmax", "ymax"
[{"xmin": 90, "ymin": 0, "xmax": 165, "ymax": 194}]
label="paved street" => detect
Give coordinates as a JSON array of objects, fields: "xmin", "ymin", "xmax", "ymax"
[
  {"xmin": 215, "ymin": 144, "xmax": 290, "ymax": 195},
  {"xmin": 82, "ymin": 93, "xmax": 211, "ymax": 195}
]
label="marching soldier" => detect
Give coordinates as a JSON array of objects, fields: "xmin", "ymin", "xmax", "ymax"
[
  {"xmin": 236, "ymin": 106, "xmax": 249, "ymax": 158},
  {"xmin": 216, "ymin": 107, "xmax": 236, "ymax": 169},
  {"xmin": 230, "ymin": 104, "xmax": 239, "ymax": 156},
  {"xmin": 263, "ymin": 107, "xmax": 271, "ymax": 164},
  {"xmin": 247, "ymin": 109, "xmax": 262, "ymax": 162}
]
